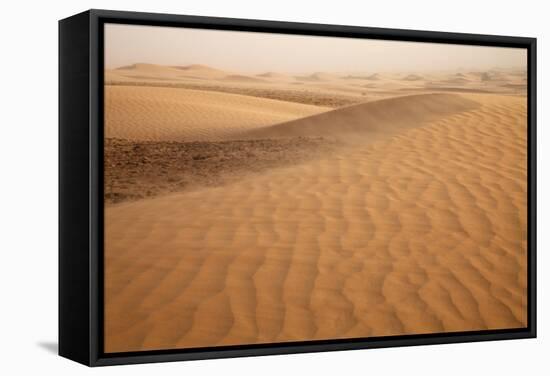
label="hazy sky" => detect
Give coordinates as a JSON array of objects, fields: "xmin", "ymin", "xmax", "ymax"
[{"xmin": 105, "ymin": 23, "xmax": 526, "ymax": 74}]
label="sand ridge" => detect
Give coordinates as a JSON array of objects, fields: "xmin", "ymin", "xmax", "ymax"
[{"xmin": 239, "ymin": 93, "xmax": 479, "ymax": 140}]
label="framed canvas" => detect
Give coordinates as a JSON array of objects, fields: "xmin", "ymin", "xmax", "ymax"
[{"xmin": 59, "ymin": 9, "xmax": 537, "ymax": 366}]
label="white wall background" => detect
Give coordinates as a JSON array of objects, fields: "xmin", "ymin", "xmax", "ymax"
[{"xmin": 0, "ymin": 0, "xmax": 547, "ymax": 374}]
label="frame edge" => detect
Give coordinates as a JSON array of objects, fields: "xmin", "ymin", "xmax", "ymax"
[
  {"xmin": 59, "ymin": 10, "xmax": 93, "ymax": 367},
  {"xmin": 62, "ymin": 8, "xmax": 537, "ymax": 366}
]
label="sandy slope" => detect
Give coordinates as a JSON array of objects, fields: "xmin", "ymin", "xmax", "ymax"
[
  {"xmin": 239, "ymin": 93, "xmax": 479, "ymax": 140},
  {"xmin": 171, "ymin": 64, "xmax": 232, "ymax": 79},
  {"xmin": 104, "ymin": 93, "xmax": 527, "ymax": 352},
  {"xmin": 105, "ymin": 85, "xmax": 329, "ymax": 141}
]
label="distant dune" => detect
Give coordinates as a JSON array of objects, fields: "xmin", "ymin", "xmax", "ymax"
[
  {"xmin": 295, "ymin": 72, "xmax": 338, "ymax": 82},
  {"xmin": 441, "ymin": 77, "xmax": 471, "ymax": 85},
  {"xmin": 171, "ymin": 64, "xmax": 233, "ymax": 79},
  {"xmin": 114, "ymin": 63, "xmax": 233, "ymax": 80},
  {"xmin": 115, "ymin": 63, "xmax": 178, "ymax": 72},
  {"xmin": 257, "ymin": 72, "xmax": 293, "ymax": 80},
  {"xmin": 403, "ymin": 74, "xmax": 424, "ymax": 81},
  {"xmin": 365, "ymin": 73, "xmax": 381, "ymax": 80},
  {"xmin": 223, "ymin": 74, "xmax": 266, "ymax": 83},
  {"xmin": 105, "ymin": 64, "xmax": 527, "ymax": 98},
  {"xmin": 480, "ymin": 72, "xmax": 494, "ymax": 81},
  {"xmin": 114, "ymin": 63, "xmax": 189, "ymax": 77},
  {"xmin": 479, "ymin": 71, "xmax": 508, "ymax": 82}
]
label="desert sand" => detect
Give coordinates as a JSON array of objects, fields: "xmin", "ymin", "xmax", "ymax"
[
  {"xmin": 105, "ymin": 86, "xmax": 329, "ymax": 141},
  {"xmin": 104, "ymin": 63, "xmax": 527, "ymax": 352}
]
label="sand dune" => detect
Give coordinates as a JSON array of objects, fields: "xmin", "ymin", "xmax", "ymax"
[
  {"xmin": 296, "ymin": 72, "xmax": 338, "ymax": 82},
  {"xmin": 414, "ymin": 86, "xmax": 492, "ymax": 94},
  {"xmin": 223, "ymin": 74, "xmax": 267, "ymax": 83},
  {"xmin": 169, "ymin": 64, "xmax": 232, "ymax": 79},
  {"xmin": 442, "ymin": 77, "xmax": 471, "ymax": 85},
  {"xmin": 403, "ymin": 74, "xmax": 424, "ymax": 81},
  {"xmin": 105, "ymin": 85, "xmax": 329, "ymax": 141},
  {"xmin": 105, "ymin": 64, "xmax": 527, "ymax": 100},
  {"xmin": 104, "ymin": 93, "xmax": 527, "ymax": 352},
  {"xmin": 240, "ymin": 93, "xmax": 479, "ymax": 140},
  {"xmin": 257, "ymin": 72, "xmax": 293, "ymax": 80},
  {"xmin": 107, "ymin": 64, "xmax": 186, "ymax": 82},
  {"xmin": 114, "ymin": 63, "xmax": 233, "ymax": 81},
  {"xmin": 116, "ymin": 63, "xmax": 182, "ymax": 74},
  {"xmin": 110, "ymin": 64, "xmax": 197, "ymax": 83},
  {"xmin": 105, "ymin": 71, "xmax": 132, "ymax": 82},
  {"xmin": 480, "ymin": 71, "xmax": 508, "ymax": 82}
]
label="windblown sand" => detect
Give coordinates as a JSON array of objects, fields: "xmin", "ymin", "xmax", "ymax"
[
  {"xmin": 104, "ymin": 137, "xmax": 339, "ymax": 204},
  {"xmin": 104, "ymin": 64, "xmax": 527, "ymax": 352}
]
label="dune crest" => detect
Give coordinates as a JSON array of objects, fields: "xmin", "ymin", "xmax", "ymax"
[
  {"xmin": 240, "ymin": 93, "xmax": 479, "ymax": 140},
  {"xmin": 170, "ymin": 64, "xmax": 231, "ymax": 78},
  {"xmin": 403, "ymin": 74, "xmax": 424, "ymax": 81},
  {"xmin": 257, "ymin": 72, "xmax": 292, "ymax": 79},
  {"xmin": 114, "ymin": 63, "xmax": 184, "ymax": 75},
  {"xmin": 296, "ymin": 72, "xmax": 337, "ymax": 82},
  {"xmin": 116, "ymin": 63, "xmax": 169, "ymax": 71},
  {"xmin": 223, "ymin": 74, "xmax": 266, "ymax": 83}
]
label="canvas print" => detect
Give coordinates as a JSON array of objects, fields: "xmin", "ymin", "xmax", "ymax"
[{"xmin": 103, "ymin": 23, "xmax": 528, "ymax": 353}]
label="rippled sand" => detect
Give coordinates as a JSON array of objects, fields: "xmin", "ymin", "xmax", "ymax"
[{"xmin": 104, "ymin": 90, "xmax": 527, "ymax": 352}]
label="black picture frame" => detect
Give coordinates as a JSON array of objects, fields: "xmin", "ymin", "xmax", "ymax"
[{"xmin": 59, "ymin": 9, "xmax": 537, "ymax": 367}]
